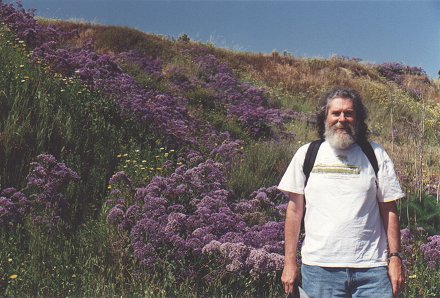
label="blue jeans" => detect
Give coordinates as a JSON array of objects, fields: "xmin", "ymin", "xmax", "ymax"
[{"xmin": 301, "ymin": 264, "xmax": 393, "ymax": 298}]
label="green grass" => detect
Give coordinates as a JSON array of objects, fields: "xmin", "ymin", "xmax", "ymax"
[
  {"xmin": 399, "ymin": 194, "xmax": 440, "ymax": 235},
  {"xmin": 227, "ymin": 140, "xmax": 298, "ymax": 200}
]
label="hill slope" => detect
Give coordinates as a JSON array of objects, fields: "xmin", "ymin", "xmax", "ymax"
[{"xmin": 1, "ymin": 3, "xmax": 439, "ymax": 297}]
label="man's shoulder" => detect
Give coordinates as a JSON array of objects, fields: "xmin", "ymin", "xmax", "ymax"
[
  {"xmin": 363, "ymin": 141, "xmax": 393, "ymax": 165},
  {"xmin": 368, "ymin": 141, "xmax": 383, "ymax": 150},
  {"xmin": 297, "ymin": 142, "xmax": 313, "ymax": 155},
  {"xmin": 366, "ymin": 141, "xmax": 387, "ymax": 155}
]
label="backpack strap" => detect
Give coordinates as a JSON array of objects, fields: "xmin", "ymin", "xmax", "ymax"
[
  {"xmin": 303, "ymin": 139, "xmax": 324, "ymax": 187},
  {"xmin": 358, "ymin": 141, "xmax": 379, "ymax": 178}
]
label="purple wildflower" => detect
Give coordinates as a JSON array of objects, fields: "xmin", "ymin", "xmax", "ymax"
[{"xmin": 420, "ymin": 235, "xmax": 440, "ymax": 270}]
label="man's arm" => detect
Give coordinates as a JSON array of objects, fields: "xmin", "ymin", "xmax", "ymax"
[
  {"xmin": 281, "ymin": 192, "xmax": 304, "ymax": 295},
  {"xmin": 379, "ymin": 201, "xmax": 405, "ymax": 297}
]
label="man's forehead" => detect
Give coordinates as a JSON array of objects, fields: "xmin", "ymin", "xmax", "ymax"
[{"xmin": 328, "ymin": 97, "xmax": 354, "ymax": 110}]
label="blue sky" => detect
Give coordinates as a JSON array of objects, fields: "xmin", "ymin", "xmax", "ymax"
[{"xmin": 10, "ymin": 0, "xmax": 440, "ymax": 78}]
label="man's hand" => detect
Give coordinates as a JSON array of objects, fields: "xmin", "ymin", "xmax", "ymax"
[
  {"xmin": 281, "ymin": 263, "xmax": 299, "ymax": 294},
  {"xmin": 388, "ymin": 257, "xmax": 405, "ymax": 297}
]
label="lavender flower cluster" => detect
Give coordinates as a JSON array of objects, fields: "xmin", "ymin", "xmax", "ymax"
[
  {"xmin": 106, "ymin": 159, "xmax": 288, "ymax": 277},
  {"xmin": 0, "ymin": 187, "xmax": 30, "ymax": 227},
  {"xmin": 0, "ymin": 1, "xmax": 75, "ymax": 48},
  {"xmin": 193, "ymin": 53, "xmax": 296, "ymax": 138},
  {"xmin": 420, "ymin": 235, "xmax": 440, "ymax": 270},
  {"xmin": 26, "ymin": 154, "xmax": 80, "ymax": 227},
  {"xmin": 400, "ymin": 227, "xmax": 440, "ymax": 272},
  {"xmin": 0, "ymin": 154, "xmax": 79, "ymax": 229},
  {"xmin": 375, "ymin": 62, "xmax": 429, "ymax": 100},
  {"xmin": 117, "ymin": 50, "xmax": 163, "ymax": 80},
  {"xmin": 376, "ymin": 62, "xmax": 426, "ymax": 85}
]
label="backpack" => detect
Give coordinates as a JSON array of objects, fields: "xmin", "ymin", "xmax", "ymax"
[{"xmin": 303, "ymin": 139, "xmax": 379, "ymax": 186}]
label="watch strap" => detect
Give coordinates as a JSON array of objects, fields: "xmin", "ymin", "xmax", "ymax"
[{"xmin": 388, "ymin": 252, "xmax": 403, "ymax": 259}]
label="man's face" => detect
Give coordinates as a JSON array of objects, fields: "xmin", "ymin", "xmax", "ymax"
[{"xmin": 324, "ymin": 97, "xmax": 356, "ymax": 149}]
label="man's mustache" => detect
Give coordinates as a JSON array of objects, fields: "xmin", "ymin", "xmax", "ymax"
[
  {"xmin": 334, "ymin": 123, "xmax": 350, "ymax": 129},
  {"xmin": 333, "ymin": 123, "xmax": 354, "ymax": 134}
]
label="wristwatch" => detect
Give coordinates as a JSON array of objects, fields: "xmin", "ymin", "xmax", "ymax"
[{"xmin": 388, "ymin": 252, "xmax": 403, "ymax": 260}]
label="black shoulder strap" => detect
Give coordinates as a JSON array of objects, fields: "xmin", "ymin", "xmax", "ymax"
[
  {"xmin": 358, "ymin": 141, "xmax": 379, "ymax": 178},
  {"xmin": 303, "ymin": 139, "xmax": 324, "ymax": 186}
]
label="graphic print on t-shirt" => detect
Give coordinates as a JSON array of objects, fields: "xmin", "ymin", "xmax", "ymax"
[{"xmin": 312, "ymin": 163, "xmax": 360, "ymax": 175}]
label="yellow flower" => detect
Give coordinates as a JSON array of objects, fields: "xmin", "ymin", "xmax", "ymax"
[
  {"xmin": 142, "ymin": 160, "xmax": 147, "ymax": 163},
  {"xmin": 9, "ymin": 274, "xmax": 17, "ymax": 279},
  {"xmin": 117, "ymin": 154, "xmax": 122, "ymax": 158},
  {"xmin": 8, "ymin": 258, "xmax": 12, "ymax": 262},
  {"xmin": 164, "ymin": 153, "xmax": 169, "ymax": 157},
  {"xmin": 408, "ymin": 274, "xmax": 417, "ymax": 279},
  {"xmin": 169, "ymin": 149, "xmax": 175, "ymax": 153},
  {"xmin": 19, "ymin": 64, "xmax": 24, "ymax": 68},
  {"xmin": 159, "ymin": 147, "xmax": 165, "ymax": 151}
]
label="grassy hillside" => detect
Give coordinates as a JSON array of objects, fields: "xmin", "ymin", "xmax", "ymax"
[{"xmin": 1, "ymin": 3, "xmax": 439, "ymax": 297}]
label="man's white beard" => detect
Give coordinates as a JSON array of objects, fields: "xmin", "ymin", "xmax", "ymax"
[{"xmin": 324, "ymin": 123, "xmax": 356, "ymax": 150}]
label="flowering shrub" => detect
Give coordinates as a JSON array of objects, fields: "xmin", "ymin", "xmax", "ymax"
[
  {"xmin": 375, "ymin": 62, "xmax": 429, "ymax": 100},
  {"xmin": 0, "ymin": 154, "xmax": 79, "ymax": 229},
  {"xmin": 26, "ymin": 154, "xmax": 80, "ymax": 228},
  {"xmin": 105, "ymin": 158, "xmax": 288, "ymax": 279},
  {"xmin": 376, "ymin": 62, "xmax": 426, "ymax": 85},
  {"xmin": 420, "ymin": 235, "xmax": 440, "ymax": 270},
  {"xmin": 0, "ymin": 188, "xmax": 30, "ymax": 228},
  {"xmin": 117, "ymin": 50, "xmax": 163, "ymax": 80},
  {"xmin": 399, "ymin": 227, "xmax": 440, "ymax": 296},
  {"xmin": 193, "ymin": 53, "xmax": 296, "ymax": 138},
  {"xmin": 0, "ymin": 1, "xmax": 75, "ymax": 48},
  {"xmin": 209, "ymin": 139, "xmax": 244, "ymax": 170}
]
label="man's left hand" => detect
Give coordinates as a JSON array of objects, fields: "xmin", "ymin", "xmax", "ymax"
[{"xmin": 388, "ymin": 257, "xmax": 404, "ymax": 297}]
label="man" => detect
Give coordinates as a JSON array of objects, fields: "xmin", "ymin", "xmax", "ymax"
[{"xmin": 278, "ymin": 88, "xmax": 405, "ymax": 297}]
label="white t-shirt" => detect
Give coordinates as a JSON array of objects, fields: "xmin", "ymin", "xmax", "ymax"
[{"xmin": 278, "ymin": 141, "xmax": 405, "ymax": 267}]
